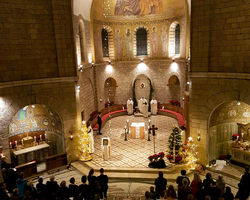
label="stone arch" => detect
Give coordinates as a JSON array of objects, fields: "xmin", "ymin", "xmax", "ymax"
[
  {"xmin": 103, "ymin": 26, "xmax": 114, "ymax": 60},
  {"xmin": 201, "ymin": 90, "xmax": 250, "ymax": 163},
  {"xmin": 104, "ymin": 77, "xmax": 117, "ymax": 103},
  {"xmin": 1, "ymin": 94, "xmax": 69, "ymax": 162},
  {"xmin": 134, "ymin": 26, "xmax": 150, "ymax": 58},
  {"xmin": 167, "ymin": 74, "xmax": 181, "ymax": 103},
  {"xmin": 133, "ymin": 74, "xmax": 152, "ymax": 106},
  {"xmin": 169, "ymin": 21, "xmax": 180, "ymax": 57}
]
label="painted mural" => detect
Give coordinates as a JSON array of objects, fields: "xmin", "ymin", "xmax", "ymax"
[
  {"xmin": 8, "ymin": 104, "xmax": 62, "ymax": 138},
  {"xmin": 114, "ymin": 0, "xmax": 163, "ymax": 15},
  {"xmin": 209, "ymin": 101, "xmax": 250, "ymax": 127}
]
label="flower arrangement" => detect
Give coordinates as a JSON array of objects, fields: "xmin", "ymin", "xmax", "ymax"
[
  {"xmin": 158, "ymin": 152, "xmax": 165, "ymax": 158},
  {"xmin": 105, "ymin": 101, "xmax": 114, "ymax": 107},
  {"xmin": 170, "ymin": 100, "xmax": 180, "ymax": 106},
  {"xmin": 90, "ymin": 111, "xmax": 98, "ymax": 118},
  {"xmin": 232, "ymin": 134, "xmax": 239, "ymax": 140},
  {"xmin": 148, "ymin": 155, "xmax": 154, "ymax": 161}
]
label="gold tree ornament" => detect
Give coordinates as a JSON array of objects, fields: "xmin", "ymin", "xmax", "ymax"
[
  {"xmin": 78, "ymin": 121, "xmax": 92, "ymax": 161},
  {"xmin": 183, "ymin": 137, "xmax": 198, "ymax": 170}
]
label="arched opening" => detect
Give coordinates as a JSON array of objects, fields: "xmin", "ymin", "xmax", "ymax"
[
  {"xmin": 169, "ymin": 22, "xmax": 180, "ymax": 57},
  {"xmin": 102, "ymin": 29, "xmax": 109, "ymax": 58},
  {"xmin": 136, "ymin": 27, "xmax": 148, "ymax": 56},
  {"xmin": 208, "ymin": 101, "xmax": 250, "ymax": 163},
  {"xmin": 104, "ymin": 78, "xmax": 117, "ymax": 104},
  {"xmin": 168, "ymin": 75, "xmax": 180, "ymax": 102},
  {"xmin": 133, "ymin": 74, "xmax": 152, "ymax": 107},
  {"xmin": 8, "ymin": 104, "xmax": 64, "ymax": 166}
]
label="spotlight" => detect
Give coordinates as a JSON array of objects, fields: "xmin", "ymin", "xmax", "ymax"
[
  {"xmin": 172, "ymin": 57, "xmax": 175, "ymax": 62},
  {"xmin": 187, "ymin": 82, "xmax": 190, "ymax": 85}
]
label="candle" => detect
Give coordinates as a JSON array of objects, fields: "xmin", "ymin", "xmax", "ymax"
[
  {"xmin": 9, "ymin": 142, "xmax": 12, "ymax": 149},
  {"xmin": 21, "ymin": 139, "xmax": 23, "ymax": 145},
  {"xmin": 127, "ymin": 119, "xmax": 129, "ymax": 123},
  {"xmin": 237, "ymin": 136, "xmax": 239, "ymax": 140},
  {"xmin": 149, "ymin": 119, "xmax": 151, "ymax": 123},
  {"xmin": 15, "ymin": 141, "xmax": 17, "ymax": 146},
  {"xmin": 125, "ymin": 125, "xmax": 127, "ymax": 129},
  {"xmin": 40, "ymin": 135, "xmax": 42, "ymax": 141},
  {"xmin": 34, "ymin": 136, "xmax": 36, "ymax": 141},
  {"xmin": 148, "ymin": 126, "xmax": 150, "ymax": 129},
  {"xmin": 242, "ymin": 132, "xmax": 244, "ymax": 137}
]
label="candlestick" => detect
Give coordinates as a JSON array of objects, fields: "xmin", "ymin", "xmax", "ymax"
[
  {"xmin": 9, "ymin": 142, "xmax": 12, "ymax": 149},
  {"xmin": 34, "ymin": 136, "xmax": 36, "ymax": 141},
  {"xmin": 21, "ymin": 139, "xmax": 23, "ymax": 145},
  {"xmin": 124, "ymin": 126, "xmax": 127, "ymax": 141},
  {"xmin": 15, "ymin": 141, "xmax": 17, "ymax": 146},
  {"xmin": 40, "ymin": 135, "xmax": 42, "ymax": 141}
]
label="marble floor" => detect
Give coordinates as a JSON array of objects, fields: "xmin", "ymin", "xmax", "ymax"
[{"xmin": 90, "ymin": 115, "xmax": 180, "ymax": 168}]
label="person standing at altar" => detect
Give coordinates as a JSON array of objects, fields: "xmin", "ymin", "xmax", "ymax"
[
  {"xmin": 142, "ymin": 101, "xmax": 149, "ymax": 118},
  {"xmin": 127, "ymin": 98, "xmax": 134, "ymax": 115},
  {"xmin": 150, "ymin": 97, "xmax": 158, "ymax": 115},
  {"xmin": 138, "ymin": 97, "xmax": 147, "ymax": 113},
  {"xmin": 88, "ymin": 124, "xmax": 94, "ymax": 153},
  {"xmin": 97, "ymin": 112, "xmax": 102, "ymax": 135}
]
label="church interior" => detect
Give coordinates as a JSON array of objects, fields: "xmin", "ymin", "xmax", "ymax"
[{"xmin": 1, "ymin": 0, "xmax": 250, "ymax": 198}]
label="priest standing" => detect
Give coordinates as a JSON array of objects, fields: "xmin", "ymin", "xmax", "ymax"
[
  {"xmin": 150, "ymin": 97, "xmax": 158, "ymax": 115},
  {"xmin": 138, "ymin": 97, "xmax": 147, "ymax": 113},
  {"xmin": 127, "ymin": 98, "xmax": 134, "ymax": 115}
]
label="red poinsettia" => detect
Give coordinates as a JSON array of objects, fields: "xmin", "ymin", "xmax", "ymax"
[
  {"xmin": 158, "ymin": 152, "xmax": 165, "ymax": 157},
  {"xmin": 153, "ymin": 154, "xmax": 159, "ymax": 159},
  {"xmin": 148, "ymin": 156, "xmax": 153, "ymax": 160}
]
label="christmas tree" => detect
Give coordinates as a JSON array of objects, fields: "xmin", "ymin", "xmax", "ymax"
[
  {"xmin": 168, "ymin": 126, "xmax": 182, "ymax": 160},
  {"xmin": 78, "ymin": 121, "xmax": 92, "ymax": 161}
]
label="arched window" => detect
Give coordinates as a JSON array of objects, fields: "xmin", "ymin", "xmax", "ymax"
[
  {"xmin": 136, "ymin": 28, "xmax": 147, "ymax": 56},
  {"xmin": 175, "ymin": 24, "xmax": 180, "ymax": 54},
  {"xmin": 102, "ymin": 29, "xmax": 109, "ymax": 57},
  {"xmin": 169, "ymin": 22, "xmax": 180, "ymax": 57}
]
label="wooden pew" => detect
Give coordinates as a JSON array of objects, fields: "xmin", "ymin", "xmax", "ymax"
[{"xmin": 45, "ymin": 152, "xmax": 67, "ymax": 173}]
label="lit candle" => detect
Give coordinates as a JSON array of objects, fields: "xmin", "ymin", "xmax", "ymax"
[
  {"xmin": 40, "ymin": 135, "xmax": 42, "ymax": 141},
  {"xmin": 237, "ymin": 136, "xmax": 239, "ymax": 140},
  {"xmin": 34, "ymin": 136, "xmax": 36, "ymax": 141},
  {"xmin": 242, "ymin": 132, "xmax": 244, "ymax": 137},
  {"xmin": 148, "ymin": 126, "xmax": 150, "ymax": 129},
  {"xmin": 9, "ymin": 142, "xmax": 12, "ymax": 149},
  {"xmin": 21, "ymin": 139, "xmax": 23, "ymax": 145},
  {"xmin": 127, "ymin": 119, "xmax": 129, "ymax": 123},
  {"xmin": 125, "ymin": 125, "xmax": 127, "ymax": 130},
  {"xmin": 149, "ymin": 119, "xmax": 151, "ymax": 123},
  {"xmin": 15, "ymin": 141, "xmax": 17, "ymax": 146}
]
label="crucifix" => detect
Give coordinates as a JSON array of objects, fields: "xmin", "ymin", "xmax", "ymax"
[{"xmin": 149, "ymin": 125, "xmax": 158, "ymax": 154}]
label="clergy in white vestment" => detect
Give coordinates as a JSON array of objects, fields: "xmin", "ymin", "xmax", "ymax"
[
  {"xmin": 138, "ymin": 97, "xmax": 147, "ymax": 113},
  {"xmin": 88, "ymin": 124, "xmax": 94, "ymax": 153},
  {"xmin": 127, "ymin": 98, "xmax": 134, "ymax": 115},
  {"xmin": 142, "ymin": 102, "xmax": 149, "ymax": 117},
  {"xmin": 150, "ymin": 97, "xmax": 158, "ymax": 115}
]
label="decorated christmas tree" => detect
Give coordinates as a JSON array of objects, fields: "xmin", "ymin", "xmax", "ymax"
[
  {"xmin": 183, "ymin": 137, "xmax": 198, "ymax": 169},
  {"xmin": 168, "ymin": 126, "xmax": 182, "ymax": 161},
  {"xmin": 78, "ymin": 121, "xmax": 92, "ymax": 161}
]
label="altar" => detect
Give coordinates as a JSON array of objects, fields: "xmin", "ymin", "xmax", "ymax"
[
  {"xmin": 229, "ymin": 146, "xmax": 250, "ymax": 166},
  {"xmin": 131, "ymin": 122, "xmax": 145, "ymax": 139},
  {"xmin": 12, "ymin": 143, "xmax": 50, "ymax": 165}
]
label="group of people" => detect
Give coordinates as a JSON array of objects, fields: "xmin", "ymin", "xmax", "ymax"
[
  {"xmin": 127, "ymin": 97, "xmax": 158, "ymax": 116},
  {"xmin": 152, "ymin": 168, "xmax": 250, "ymax": 200},
  {"xmin": 0, "ymin": 168, "xmax": 108, "ymax": 200}
]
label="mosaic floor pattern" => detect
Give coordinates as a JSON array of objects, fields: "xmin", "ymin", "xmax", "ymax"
[{"xmin": 90, "ymin": 115, "xmax": 181, "ymax": 168}]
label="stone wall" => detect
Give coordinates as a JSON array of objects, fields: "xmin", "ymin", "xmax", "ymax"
[
  {"xmin": 94, "ymin": 60, "xmax": 187, "ymax": 111},
  {"xmin": 190, "ymin": 0, "xmax": 250, "ymax": 164},
  {"xmin": 0, "ymin": 0, "xmax": 76, "ymax": 82},
  {"xmin": 0, "ymin": 79, "xmax": 79, "ymax": 163}
]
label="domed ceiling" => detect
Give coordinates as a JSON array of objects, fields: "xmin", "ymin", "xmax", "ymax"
[{"xmin": 8, "ymin": 104, "xmax": 62, "ymax": 138}]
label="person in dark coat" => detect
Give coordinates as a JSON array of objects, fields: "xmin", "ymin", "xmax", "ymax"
[
  {"xmin": 58, "ymin": 181, "xmax": 70, "ymax": 200},
  {"xmin": 36, "ymin": 178, "xmax": 47, "ymax": 198},
  {"xmin": 46, "ymin": 175, "xmax": 59, "ymax": 198},
  {"xmin": 154, "ymin": 171, "xmax": 167, "ymax": 198},
  {"xmin": 97, "ymin": 168, "xmax": 109, "ymax": 199},
  {"xmin": 7, "ymin": 164, "xmax": 18, "ymax": 193},
  {"xmin": 235, "ymin": 183, "xmax": 248, "ymax": 200},
  {"xmin": 69, "ymin": 177, "xmax": 79, "ymax": 200},
  {"xmin": 97, "ymin": 112, "xmax": 102, "ymax": 135},
  {"xmin": 240, "ymin": 166, "xmax": 250, "ymax": 198},
  {"xmin": 208, "ymin": 181, "xmax": 221, "ymax": 200},
  {"xmin": 176, "ymin": 170, "xmax": 190, "ymax": 187},
  {"xmin": 0, "ymin": 182, "xmax": 10, "ymax": 200},
  {"xmin": 79, "ymin": 175, "xmax": 90, "ymax": 200},
  {"xmin": 222, "ymin": 186, "xmax": 234, "ymax": 200},
  {"xmin": 202, "ymin": 173, "xmax": 214, "ymax": 191},
  {"xmin": 88, "ymin": 169, "xmax": 97, "ymax": 186},
  {"xmin": 195, "ymin": 182, "xmax": 208, "ymax": 200}
]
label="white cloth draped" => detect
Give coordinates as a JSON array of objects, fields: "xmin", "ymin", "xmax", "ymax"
[{"xmin": 150, "ymin": 99, "xmax": 158, "ymax": 115}]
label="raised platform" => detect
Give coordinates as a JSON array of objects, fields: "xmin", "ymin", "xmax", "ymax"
[{"xmin": 134, "ymin": 112, "xmax": 151, "ymax": 117}]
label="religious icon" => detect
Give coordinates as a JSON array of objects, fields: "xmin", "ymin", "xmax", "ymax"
[
  {"xmin": 140, "ymin": 83, "xmax": 145, "ymax": 88},
  {"xmin": 102, "ymin": 138, "xmax": 109, "ymax": 146}
]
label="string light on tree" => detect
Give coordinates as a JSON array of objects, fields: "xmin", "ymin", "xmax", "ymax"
[
  {"xmin": 183, "ymin": 137, "xmax": 198, "ymax": 170},
  {"xmin": 167, "ymin": 126, "xmax": 182, "ymax": 162},
  {"xmin": 78, "ymin": 121, "xmax": 92, "ymax": 161}
]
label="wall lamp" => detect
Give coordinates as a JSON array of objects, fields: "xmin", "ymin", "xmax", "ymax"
[
  {"xmin": 197, "ymin": 130, "xmax": 201, "ymax": 141},
  {"xmin": 172, "ymin": 57, "xmax": 175, "ymax": 62}
]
